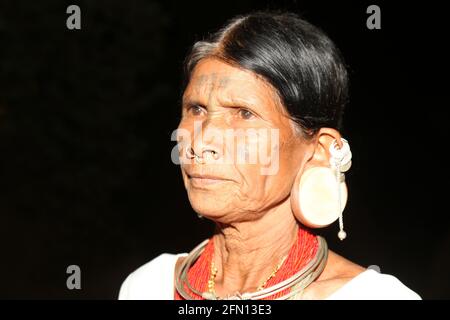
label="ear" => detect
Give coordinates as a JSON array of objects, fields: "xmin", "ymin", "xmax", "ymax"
[
  {"xmin": 290, "ymin": 128, "xmax": 349, "ymax": 231},
  {"xmin": 303, "ymin": 128, "xmax": 344, "ymax": 170}
]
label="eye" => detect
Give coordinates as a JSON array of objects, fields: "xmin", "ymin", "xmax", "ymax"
[
  {"xmin": 238, "ymin": 108, "xmax": 255, "ymax": 120},
  {"xmin": 187, "ymin": 105, "xmax": 206, "ymax": 116}
]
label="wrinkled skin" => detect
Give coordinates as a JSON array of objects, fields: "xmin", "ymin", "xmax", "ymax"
[{"xmin": 175, "ymin": 58, "xmax": 364, "ymax": 298}]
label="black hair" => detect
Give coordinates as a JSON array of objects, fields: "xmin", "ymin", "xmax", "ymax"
[{"xmin": 182, "ymin": 11, "xmax": 349, "ymax": 138}]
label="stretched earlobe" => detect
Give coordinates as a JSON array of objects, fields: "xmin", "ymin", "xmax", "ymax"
[
  {"xmin": 291, "ymin": 166, "xmax": 348, "ymax": 228},
  {"xmin": 290, "ymin": 138, "xmax": 352, "ymax": 240}
]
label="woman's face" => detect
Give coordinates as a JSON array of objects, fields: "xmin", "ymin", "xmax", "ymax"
[{"xmin": 177, "ymin": 58, "xmax": 310, "ymax": 223}]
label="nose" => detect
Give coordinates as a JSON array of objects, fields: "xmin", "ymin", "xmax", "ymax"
[{"xmin": 188, "ymin": 119, "xmax": 223, "ymax": 163}]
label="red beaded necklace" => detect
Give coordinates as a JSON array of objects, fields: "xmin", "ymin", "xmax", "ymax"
[{"xmin": 174, "ymin": 225, "xmax": 319, "ymax": 300}]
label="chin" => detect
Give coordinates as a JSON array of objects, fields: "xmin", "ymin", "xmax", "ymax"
[{"xmin": 187, "ymin": 192, "xmax": 233, "ymax": 219}]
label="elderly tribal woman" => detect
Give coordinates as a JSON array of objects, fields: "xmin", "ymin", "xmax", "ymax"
[{"xmin": 119, "ymin": 11, "xmax": 420, "ymax": 300}]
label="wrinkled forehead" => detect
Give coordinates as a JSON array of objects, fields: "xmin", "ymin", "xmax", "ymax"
[{"xmin": 183, "ymin": 58, "xmax": 282, "ymax": 112}]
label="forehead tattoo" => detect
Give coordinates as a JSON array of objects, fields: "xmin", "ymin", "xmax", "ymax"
[{"xmin": 190, "ymin": 73, "xmax": 231, "ymax": 104}]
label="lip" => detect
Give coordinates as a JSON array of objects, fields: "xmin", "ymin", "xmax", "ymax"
[{"xmin": 187, "ymin": 173, "xmax": 232, "ymax": 188}]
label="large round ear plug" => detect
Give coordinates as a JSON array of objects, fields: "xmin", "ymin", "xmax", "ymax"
[{"xmin": 291, "ymin": 166, "xmax": 348, "ymax": 228}]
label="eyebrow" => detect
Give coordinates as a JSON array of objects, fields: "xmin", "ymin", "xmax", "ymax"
[
  {"xmin": 182, "ymin": 95, "xmax": 259, "ymax": 111},
  {"xmin": 182, "ymin": 97, "xmax": 204, "ymax": 107}
]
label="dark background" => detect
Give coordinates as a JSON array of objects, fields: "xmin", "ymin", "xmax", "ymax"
[{"xmin": 0, "ymin": 0, "xmax": 448, "ymax": 299}]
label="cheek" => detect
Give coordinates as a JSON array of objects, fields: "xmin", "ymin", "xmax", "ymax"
[
  {"xmin": 231, "ymin": 128, "xmax": 279, "ymax": 167},
  {"xmin": 241, "ymin": 128, "xmax": 302, "ymax": 199},
  {"xmin": 229, "ymin": 129, "xmax": 284, "ymax": 197},
  {"xmin": 234, "ymin": 165, "xmax": 290, "ymax": 208},
  {"xmin": 233, "ymin": 163, "xmax": 272, "ymax": 206}
]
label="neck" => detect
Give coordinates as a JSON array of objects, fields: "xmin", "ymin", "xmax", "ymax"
[{"xmin": 211, "ymin": 197, "xmax": 300, "ymax": 296}]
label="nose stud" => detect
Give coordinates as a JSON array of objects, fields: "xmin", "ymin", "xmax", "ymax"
[{"xmin": 185, "ymin": 146, "xmax": 219, "ymax": 163}]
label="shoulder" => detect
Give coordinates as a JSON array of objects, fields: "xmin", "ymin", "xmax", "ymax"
[
  {"xmin": 326, "ymin": 269, "xmax": 422, "ymax": 300},
  {"xmin": 118, "ymin": 252, "xmax": 187, "ymax": 300},
  {"xmin": 306, "ymin": 251, "xmax": 421, "ymax": 300}
]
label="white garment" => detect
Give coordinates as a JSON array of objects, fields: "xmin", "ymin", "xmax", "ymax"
[{"xmin": 118, "ymin": 253, "xmax": 421, "ymax": 300}]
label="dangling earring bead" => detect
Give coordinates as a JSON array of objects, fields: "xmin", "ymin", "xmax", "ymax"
[
  {"xmin": 335, "ymin": 160, "xmax": 346, "ymax": 241},
  {"xmin": 338, "ymin": 230, "xmax": 347, "ymax": 241},
  {"xmin": 329, "ymin": 139, "xmax": 352, "ymax": 241}
]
